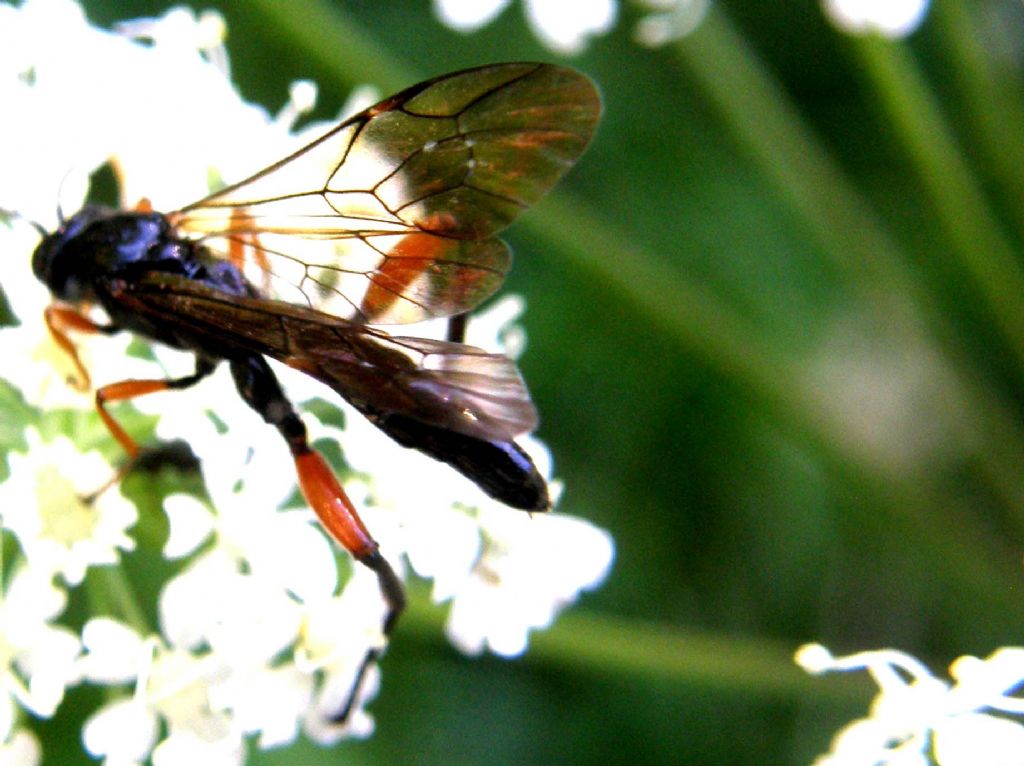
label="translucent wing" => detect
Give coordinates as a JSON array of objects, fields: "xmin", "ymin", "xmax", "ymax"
[
  {"xmin": 112, "ymin": 273, "xmax": 538, "ymax": 440},
  {"xmin": 303, "ymin": 334, "xmax": 538, "ymax": 440},
  {"xmin": 172, "ymin": 62, "xmax": 601, "ymax": 324}
]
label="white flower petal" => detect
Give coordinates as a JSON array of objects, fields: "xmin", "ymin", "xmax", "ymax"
[
  {"xmin": 0, "ymin": 566, "xmax": 78, "ymax": 721},
  {"xmin": 802, "ymin": 644, "xmax": 1024, "ymax": 764},
  {"xmin": 634, "ymin": 0, "xmax": 709, "ymax": 46},
  {"xmin": 162, "ymin": 494, "xmax": 215, "ymax": 560},
  {"xmin": 159, "ymin": 550, "xmax": 303, "ymax": 663},
  {"xmin": 78, "ymin": 618, "xmax": 147, "ymax": 684},
  {"xmin": 212, "ymin": 665, "xmax": 311, "ymax": 749},
  {"xmin": 433, "ymin": 0, "xmax": 511, "ymax": 30},
  {"xmin": 949, "ymin": 649, "xmax": 1024, "ymax": 703},
  {"xmin": 933, "ymin": 713, "xmax": 1024, "ymax": 766},
  {"xmin": 3, "ymin": 567, "xmax": 66, "ymax": 631},
  {"xmin": 159, "ymin": 552, "xmax": 234, "ymax": 651},
  {"xmin": 19, "ymin": 624, "xmax": 80, "ymax": 714},
  {"xmin": 444, "ymin": 511, "xmax": 613, "ymax": 657},
  {"xmin": 151, "ymin": 729, "xmax": 245, "ymax": 766},
  {"xmin": 0, "ymin": 729, "xmax": 41, "ymax": 766},
  {"xmin": 0, "ymin": 696, "xmax": 14, "ymax": 745},
  {"xmin": 305, "ymin": 664, "xmax": 378, "ymax": 744},
  {"xmin": 406, "ymin": 509, "xmax": 480, "ymax": 602},
  {"xmin": 445, "ymin": 576, "xmax": 528, "ymax": 657},
  {"xmin": 146, "ymin": 649, "xmax": 231, "ymax": 736},
  {"xmin": 524, "ymin": 0, "xmax": 616, "ymax": 53},
  {"xmin": 82, "ymin": 697, "xmax": 159, "ymax": 763},
  {"xmin": 224, "ymin": 510, "xmax": 337, "ymax": 602},
  {"xmin": 0, "ymin": 429, "xmax": 138, "ymax": 585},
  {"xmin": 821, "ymin": 0, "xmax": 930, "ymax": 38}
]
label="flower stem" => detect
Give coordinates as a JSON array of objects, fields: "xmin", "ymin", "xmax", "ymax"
[
  {"xmin": 401, "ymin": 589, "xmax": 867, "ymax": 704},
  {"xmin": 930, "ymin": 2, "xmax": 1024, "ymax": 243},
  {"xmin": 529, "ymin": 611, "xmax": 861, "ymax": 702},
  {"xmin": 849, "ymin": 33, "xmax": 1024, "ymax": 376}
]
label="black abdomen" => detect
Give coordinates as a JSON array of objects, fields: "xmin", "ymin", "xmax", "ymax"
[{"xmin": 363, "ymin": 409, "xmax": 549, "ymax": 511}]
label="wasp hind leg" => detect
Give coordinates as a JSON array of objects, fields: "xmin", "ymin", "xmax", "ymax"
[
  {"xmin": 445, "ymin": 312, "xmax": 469, "ymax": 344},
  {"xmin": 228, "ymin": 354, "xmax": 405, "ymax": 723}
]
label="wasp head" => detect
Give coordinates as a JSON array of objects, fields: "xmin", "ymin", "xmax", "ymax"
[{"xmin": 30, "ymin": 205, "xmax": 114, "ymax": 302}]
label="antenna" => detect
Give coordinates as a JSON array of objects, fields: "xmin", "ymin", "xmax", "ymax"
[
  {"xmin": 55, "ymin": 166, "xmax": 82, "ymax": 225},
  {"xmin": 0, "ymin": 207, "xmax": 48, "ymax": 239}
]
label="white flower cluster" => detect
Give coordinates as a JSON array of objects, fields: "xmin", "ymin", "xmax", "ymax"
[
  {"xmin": 433, "ymin": 0, "xmax": 617, "ymax": 55},
  {"xmin": 633, "ymin": 0, "xmax": 710, "ymax": 47},
  {"xmin": 0, "ymin": 2, "xmax": 614, "ymax": 763},
  {"xmin": 821, "ymin": 0, "xmax": 931, "ymax": 39},
  {"xmin": 797, "ymin": 643, "xmax": 1024, "ymax": 765},
  {"xmin": 431, "ymin": 0, "xmax": 932, "ymax": 51}
]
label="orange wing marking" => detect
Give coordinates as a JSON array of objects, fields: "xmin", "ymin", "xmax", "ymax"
[
  {"xmin": 225, "ymin": 207, "xmax": 272, "ymax": 294},
  {"xmin": 360, "ymin": 212, "xmax": 456, "ymax": 322}
]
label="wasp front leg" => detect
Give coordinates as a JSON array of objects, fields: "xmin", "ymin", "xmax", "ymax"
[
  {"xmin": 46, "ymin": 304, "xmax": 218, "ymax": 458},
  {"xmin": 228, "ymin": 354, "xmax": 405, "ymax": 722},
  {"xmin": 43, "ymin": 304, "xmax": 119, "ymax": 390}
]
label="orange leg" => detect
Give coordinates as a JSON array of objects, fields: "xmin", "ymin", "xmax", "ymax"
[
  {"xmin": 45, "ymin": 302, "xmax": 213, "ymax": 497},
  {"xmin": 294, "ymin": 446, "xmax": 405, "ymax": 721},
  {"xmin": 95, "ymin": 359, "xmax": 217, "ymax": 458},
  {"xmin": 293, "ymin": 448, "xmax": 405, "ymax": 636},
  {"xmin": 95, "ymin": 381, "xmax": 174, "ymax": 458},
  {"xmin": 43, "ymin": 304, "xmax": 117, "ymax": 391},
  {"xmin": 228, "ymin": 354, "xmax": 405, "ymax": 721}
]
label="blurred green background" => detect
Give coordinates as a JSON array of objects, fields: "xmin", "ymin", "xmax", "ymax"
[{"xmin": 29, "ymin": 0, "xmax": 1024, "ymax": 763}]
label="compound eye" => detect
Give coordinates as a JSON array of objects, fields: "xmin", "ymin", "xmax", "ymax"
[{"xmin": 31, "ymin": 234, "xmax": 61, "ymax": 285}]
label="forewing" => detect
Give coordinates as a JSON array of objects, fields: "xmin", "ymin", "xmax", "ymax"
[
  {"xmin": 172, "ymin": 63, "xmax": 600, "ymax": 324},
  {"xmin": 112, "ymin": 274, "xmax": 538, "ymax": 441}
]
